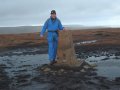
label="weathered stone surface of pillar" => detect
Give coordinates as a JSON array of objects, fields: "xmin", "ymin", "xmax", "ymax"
[{"xmin": 56, "ymin": 30, "xmax": 84, "ymax": 67}]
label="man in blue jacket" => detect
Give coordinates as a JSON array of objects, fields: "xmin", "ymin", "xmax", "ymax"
[{"xmin": 40, "ymin": 10, "xmax": 65, "ymax": 65}]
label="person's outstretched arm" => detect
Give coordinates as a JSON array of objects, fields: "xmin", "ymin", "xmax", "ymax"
[
  {"xmin": 40, "ymin": 19, "xmax": 48, "ymax": 37},
  {"xmin": 58, "ymin": 19, "xmax": 64, "ymax": 30}
]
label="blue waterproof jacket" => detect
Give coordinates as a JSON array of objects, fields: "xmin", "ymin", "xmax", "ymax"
[{"xmin": 40, "ymin": 17, "xmax": 64, "ymax": 35}]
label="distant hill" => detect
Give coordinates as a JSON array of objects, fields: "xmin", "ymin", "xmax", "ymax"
[
  {"xmin": 0, "ymin": 26, "xmax": 41, "ymax": 34},
  {"xmin": 0, "ymin": 25, "xmax": 109, "ymax": 34},
  {"xmin": 64, "ymin": 25, "xmax": 109, "ymax": 30}
]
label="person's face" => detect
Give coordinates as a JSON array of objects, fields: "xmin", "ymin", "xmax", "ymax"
[{"xmin": 51, "ymin": 14, "xmax": 56, "ymax": 19}]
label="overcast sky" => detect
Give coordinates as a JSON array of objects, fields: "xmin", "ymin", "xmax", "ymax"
[{"xmin": 0, "ymin": 0, "xmax": 120, "ymax": 27}]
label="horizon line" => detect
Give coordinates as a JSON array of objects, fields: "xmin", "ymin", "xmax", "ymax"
[{"xmin": 0, "ymin": 24, "xmax": 120, "ymax": 28}]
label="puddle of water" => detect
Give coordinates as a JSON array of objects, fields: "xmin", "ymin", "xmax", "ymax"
[
  {"xmin": 0, "ymin": 54, "xmax": 49, "ymax": 77},
  {"xmin": 0, "ymin": 53, "xmax": 50, "ymax": 90},
  {"xmin": 75, "ymin": 40, "xmax": 97, "ymax": 45},
  {"xmin": 0, "ymin": 47, "xmax": 120, "ymax": 89},
  {"xmin": 16, "ymin": 82, "xmax": 51, "ymax": 90},
  {"xmin": 86, "ymin": 55, "xmax": 120, "ymax": 80}
]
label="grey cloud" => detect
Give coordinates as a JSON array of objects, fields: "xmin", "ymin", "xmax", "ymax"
[{"xmin": 0, "ymin": 0, "xmax": 120, "ymax": 27}]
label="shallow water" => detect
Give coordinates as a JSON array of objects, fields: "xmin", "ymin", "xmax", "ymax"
[
  {"xmin": 86, "ymin": 54, "xmax": 120, "ymax": 80},
  {"xmin": 0, "ymin": 54, "xmax": 49, "ymax": 77},
  {"xmin": 0, "ymin": 47, "xmax": 120, "ymax": 89},
  {"xmin": 75, "ymin": 40, "xmax": 97, "ymax": 45},
  {"xmin": 0, "ymin": 48, "xmax": 50, "ymax": 90}
]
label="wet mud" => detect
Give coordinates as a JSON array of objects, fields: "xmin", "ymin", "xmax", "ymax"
[{"xmin": 0, "ymin": 44, "xmax": 120, "ymax": 90}]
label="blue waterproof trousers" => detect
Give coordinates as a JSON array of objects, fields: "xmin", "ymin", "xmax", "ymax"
[{"xmin": 47, "ymin": 32, "xmax": 58, "ymax": 61}]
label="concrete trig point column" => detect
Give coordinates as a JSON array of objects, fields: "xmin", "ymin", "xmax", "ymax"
[{"xmin": 56, "ymin": 30, "xmax": 84, "ymax": 67}]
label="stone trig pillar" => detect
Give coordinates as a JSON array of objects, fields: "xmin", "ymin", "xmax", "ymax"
[{"xmin": 56, "ymin": 30, "xmax": 84, "ymax": 67}]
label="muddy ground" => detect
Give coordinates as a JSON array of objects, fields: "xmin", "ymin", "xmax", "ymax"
[
  {"xmin": 0, "ymin": 43, "xmax": 120, "ymax": 90},
  {"xmin": 0, "ymin": 28, "xmax": 120, "ymax": 90}
]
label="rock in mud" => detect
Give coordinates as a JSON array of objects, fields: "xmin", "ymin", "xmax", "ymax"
[
  {"xmin": 43, "ymin": 68, "xmax": 51, "ymax": 72},
  {"xmin": 83, "ymin": 65, "xmax": 90, "ymax": 69},
  {"xmin": 38, "ymin": 61, "xmax": 91, "ymax": 75},
  {"xmin": 59, "ymin": 69, "xmax": 64, "ymax": 72},
  {"xmin": 90, "ymin": 64, "xmax": 97, "ymax": 67},
  {"xmin": 80, "ymin": 69, "xmax": 86, "ymax": 73}
]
